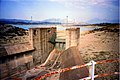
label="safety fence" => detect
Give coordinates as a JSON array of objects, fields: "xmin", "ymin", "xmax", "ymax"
[
  {"xmin": 2, "ymin": 69, "xmax": 26, "ymax": 80},
  {"xmin": 34, "ymin": 59, "xmax": 120, "ymax": 80}
]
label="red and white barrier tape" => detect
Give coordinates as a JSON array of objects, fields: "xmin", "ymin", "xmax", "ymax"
[
  {"xmin": 80, "ymin": 72, "xmax": 120, "ymax": 80},
  {"xmin": 34, "ymin": 59, "xmax": 120, "ymax": 80}
]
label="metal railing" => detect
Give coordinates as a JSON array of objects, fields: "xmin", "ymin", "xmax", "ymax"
[{"xmin": 34, "ymin": 59, "xmax": 120, "ymax": 80}]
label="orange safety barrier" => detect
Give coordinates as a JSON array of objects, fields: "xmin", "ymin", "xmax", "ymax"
[
  {"xmin": 81, "ymin": 72, "xmax": 120, "ymax": 80},
  {"xmin": 34, "ymin": 59, "xmax": 120, "ymax": 80},
  {"xmin": 2, "ymin": 70, "xmax": 27, "ymax": 80},
  {"xmin": 95, "ymin": 72, "xmax": 120, "ymax": 78},
  {"xmin": 96, "ymin": 59, "xmax": 119, "ymax": 64}
]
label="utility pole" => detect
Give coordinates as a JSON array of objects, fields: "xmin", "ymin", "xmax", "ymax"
[
  {"xmin": 30, "ymin": 16, "xmax": 32, "ymax": 24},
  {"xmin": 66, "ymin": 16, "xmax": 68, "ymax": 26},
  {"xmin": 31, "ymin": 16, "xmax": 32, "ymax": 22}
]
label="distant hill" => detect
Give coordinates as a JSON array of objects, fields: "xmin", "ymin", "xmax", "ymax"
[
  {"xmin": 42, "ymin": 18, "xmax": 65, "ymax": 23},
  {"xmin": 0, "ymin": 18, "xmax": 79, "ymax": 25},
  {"xmin": 0, "ymin": 19, "xmax": 31, "ymax": 24},
  {"xmin": 87, "ymin": 18, "xmax": 119, "ymax": 24},
  {"xmin": 1, "ymin": 18, "xmax": 118, "ymax": 25},
  {"xmin": 0, "ymin": 19, "xmax": 61, "ymax": 24}
]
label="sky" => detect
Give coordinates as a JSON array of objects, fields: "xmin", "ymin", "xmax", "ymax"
[{"xmin": 0, "ymin": 0, "xmax": 119, "ymax": 23}]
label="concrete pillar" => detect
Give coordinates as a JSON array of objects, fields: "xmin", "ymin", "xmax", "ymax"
[
  {"xmin": 62, "ymin": 43, "xmax": 64, "ymax": 49},
  {"xmin": 28, "ymin": 28, "xmax": 33, "ymax": 47},
  {"xmin": 14, "ymin": 56, "xmax": 17, "ymax": 68},
  {"xmin": 29, "ymin": 27, "xmax": 56, "ymax": 65},
  {"xmin": 66, "ymin": 27, "xmax": 80, "ymax": 49},
  {"xmin": 60, "ymin": 43, "xmax": 63, "ymax": 49}
]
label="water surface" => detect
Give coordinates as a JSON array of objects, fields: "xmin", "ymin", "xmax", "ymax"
[{"xmin": 12, "ymin": 24, "xmax": 99, "ymax": 31}]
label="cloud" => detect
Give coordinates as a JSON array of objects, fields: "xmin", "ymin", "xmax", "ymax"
[{"xmin": 48, "ymin": 0, "xmax": 118, "ymax": 9}]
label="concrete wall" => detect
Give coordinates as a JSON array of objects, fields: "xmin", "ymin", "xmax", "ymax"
[
  {"xmin": 0, "ymin": 27, "xmax": 56, "ymax": 79},
  {"xmin": 0, "ymin": 53, "xmax": 33, "ymax": 79},
  {"xmin": 66, "ymin": 27, "xmax": 80, "ymax": 49},
  {"xmin": 59, "ymin": 46, "xmax": 89, "ymax": 80},
  {"xmin": 29, "ymin": 27, "xmax": 56, "ymax": 65}
]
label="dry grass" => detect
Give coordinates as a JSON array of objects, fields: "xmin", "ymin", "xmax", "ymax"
[{"xmin": 79, "ymin": 30, "xmax": 119, "ymax": 80}]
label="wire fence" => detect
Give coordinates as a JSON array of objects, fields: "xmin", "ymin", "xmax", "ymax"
[{"xmin": 34, "ymin": 58, "xmax": 120, "ymax": 80}]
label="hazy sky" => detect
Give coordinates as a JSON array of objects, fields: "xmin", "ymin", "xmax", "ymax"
[{"xmin": 0, "ymin": 0, "xmax": 119, "ymax": 22}]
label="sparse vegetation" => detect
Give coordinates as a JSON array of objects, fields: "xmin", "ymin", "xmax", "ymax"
[
  {"xmin": 0, "ymin": 23, "xmax": 26, "ymax": 37},
  {"xmin": 80, "ymin": 30, "xmax": 119, "ymax": 79},
  {"xmin": 81, "ymin": 50, "xmax": 119, "ymax": 79},
  {"xmin": 0, "ymin": 23, "xmax": 28, "ymax": 45}
]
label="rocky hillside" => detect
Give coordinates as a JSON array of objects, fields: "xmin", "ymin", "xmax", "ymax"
[{"xmin": 0, "ymin": 23, "xmax": 28, "ymax": 45}]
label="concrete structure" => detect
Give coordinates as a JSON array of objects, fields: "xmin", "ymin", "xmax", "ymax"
[
  {"xmin": 29, "ymin": 27, "xmax": 56, "ymax": 64},
  {"xmin": 0, "ymin": 27, "xmax": 56, "ymax": 79},
  {"xmin": 59, "ymin": 46, "xmax": 89, "ymax": 80},
  {"xmin": 0, "ymin": 44, "xmax": 34, "ymax": 79},
  {"xmin": 0, "ymin": 26, "xmax": 84, "ymax": 80},
  {"xmin": 55, "ymin": 39, "xmax": 65, "ymax": 50},
  {"xmin": 66, "ymin": 27, "xmax": 80, "ymax": 49}
]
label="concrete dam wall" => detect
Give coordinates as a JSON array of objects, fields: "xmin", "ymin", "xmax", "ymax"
[{"xmin": 0, "ymin": 27, "xmax": 56, "ymax": 79}]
